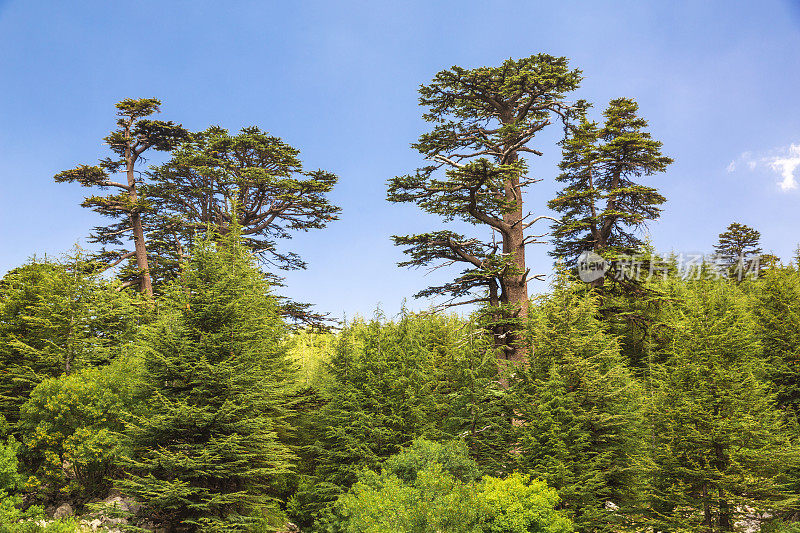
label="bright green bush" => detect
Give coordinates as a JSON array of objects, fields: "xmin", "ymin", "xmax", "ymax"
[
  {"xmin": 18, "ymin": 367, "xmax": 127, "ymax": 501},
  {"xmin": 334, "ymin": 438, "xmax": 572, "ymax": 533},
  {"xmin": 763, "ymin": 521, "xmax": 800, "ymax": 533},
  {"xmin": 0, "ymin": 433, "xmax": 55, "ymax": 533},
  {"xmin": 383, "ymin": 437, "xmax": 480, "ymax": 485},
  {"xmin": 479, "ymin": 473, "xmax": 573, "ymax": 533}
]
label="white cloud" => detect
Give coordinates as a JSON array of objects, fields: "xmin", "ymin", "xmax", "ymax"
[
  {"xmin": 768, "ymin": 143, "xmax": 800, "ymax": 191},
  {"xmin": 728, "ymin": 144, "xmax": 800, "ymax": 191}
]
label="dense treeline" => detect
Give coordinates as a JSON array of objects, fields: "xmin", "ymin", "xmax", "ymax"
[
  {"xmin": 2, "ymin": 53, "xmax": 799, "ymax": 533},
  {"xmin": 3, "ymin": 248, "xmax": 800, "ymax": 532}
]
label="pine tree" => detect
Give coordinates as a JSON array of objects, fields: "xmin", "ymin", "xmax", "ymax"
[
  {"xmin": 387, "ymin": 54, "xmax": 583, "ymax": 365},
  {"xmin": 54, "ymin": 98, "xmax": 187, "ymax": 297},
  {"xmin": 648, "ymin": 281, "xmax": 795, "ymax": 532},
  {"xmin": 714, "ymin": 222, "xmax": 763, "ymax": 280},
  {"xmin": 119, "ymin": 231, "xmax": 295, "ymax": 531},
  {"xmin": 286, "ymin": 311, "xmax": 513, "ymax": 530},
  {"xmin": 0, "ymin": 253, "xmax": 139, "ymax": 424},
  {"xmin": 145, "ymin": 126, "xmax": 340, "ymax": 324},
  {"xmin": 513, "ymin": 278, "xmax": 646, "ymax": 532},
  {"xmin": 426, "ymin": 315, "xmax": 513, "ymax": 477},
  {"xmin": 750, "ymin": 267, "xmax": 800, "ymax": 414},
  {"xmin": 288, "ymin": 312, "xmax": 439, "ymax": 529},
  {"xmin": 548, "ymin": 98, "xmax": 672, "ymax": 287}
]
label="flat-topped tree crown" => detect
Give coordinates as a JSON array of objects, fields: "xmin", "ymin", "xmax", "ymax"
[
  {"xmin": 148, "ymin": 125, "xmax": 340, "ymax": 270},
  {"xmin": 145, "ymin": 125, "xmax": 340, "ymax": 326},
  {"xmin": 388, "ymin": 55, "xmax": 583, "ymax": 366},
  {"xmin": 54, "ymin": 98, "xmax": 188, "ymax": 297}
]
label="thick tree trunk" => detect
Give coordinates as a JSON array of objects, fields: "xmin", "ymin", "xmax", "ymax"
[
  {"xmin": 501, "ymin": 154, "xmax": 529, "ymax": 366},
  {"xmin": 126, "ymin": 145, "xmax": 154, "ymax": 298},
  {"xmin": 130, "ymin": 211, "xmax": 153, "ymax": 297}
]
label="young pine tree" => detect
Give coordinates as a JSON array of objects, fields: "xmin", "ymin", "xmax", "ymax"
[
  {"xmin": 714, "ymin": 222, "xmax": 763, "ymax": 280},
  {"xmin": 513, "ymin": 278, "xmax": 646, "ymax": 533},
  {"xmin": 549, "ymin": 98, "xmax": 672, "ymax": 287},
  {"xmin": 0, "ymin": 253, "xmax": 139, "ymax": 424},
  {"xmin": 750, "ymin": 266, "xmax": 800, "ymax": 415},
  {"xmin": 648, "ymin": 281, "xmax": 796, "ymax": 532},
  {"xmin": 288, "ymin": 312, "xmax": 440, "ymax": 529},
  {"xmin": 119, "ymin": 231, "xmax": 295, "ymax": 531}
]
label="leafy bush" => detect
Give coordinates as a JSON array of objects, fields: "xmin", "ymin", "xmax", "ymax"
[
  {"xmin": 336, "ymin": 461, "xmax": 482, "ymax": 533},
  {"xmin": 0, "ymin": 433, "xmax": 56, "ymax": 533},
  {"xmin": 18, "ymin": 367, "xmax": 127, "ymax": 501},
  {"xmin": 479, "ymin": 473, "xmax": 573, "ymax": 533},
  {"xmin": 383, "ymin": 437, "xmax": 480, "ymax": 484},
  {"xmin": 334, "ymin": 438, "xmax": 572, "ymax": 533},
  {"xmin": 763, "ymin": 521, "xmax": 800, "ymax": 533}
]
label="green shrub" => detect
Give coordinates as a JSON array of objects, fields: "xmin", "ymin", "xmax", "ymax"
[
  {"xmin": 479, "ymin": 473, "xmax": 573, "ymax": 533},
  {"xmin": 18, "ymin": 367, "xmax": 127, "ymax": 501},
  {"xmin": 762, "ymin": 521, "xmax": 800, "ymax": 533},
  {"xmin": 334, "ymin": 438, "xmax": 572, "ymax": 533},
  {"xmin": 336, "ymin": 461, "xmax": 482, "ymax": 533}
]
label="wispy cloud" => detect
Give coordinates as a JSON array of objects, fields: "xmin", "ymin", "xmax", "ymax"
[{"xmin": 728, "ymin": 144, "xmax": 800, "ymax": 191}]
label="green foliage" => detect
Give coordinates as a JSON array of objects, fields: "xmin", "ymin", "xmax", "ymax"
[
  {"xmin": 289, "ymin": 312, "xmax": 444, "ymax": 527},
  {"xmin": 336, "ymin": 462, "xmax": 482, "ymax": 533},
  {"xmin": 763, "ymin": 520, "xmax": 800, "ymax": 533},
  {"xmin": 714, "ymin": 222, "xmax": 763, "ymax": 278},
  {"xmin": 514, "ymin": 279, "xmax": 645, "ymax": 532},
  {"xmin": 119, "ymin": 232, "xmax": 295, "ymax": 530},
  {"xmin": 479, "ymin": 473, "xmax": 573, "ymax": 533},
  {"xmin": 647, "ymin": 281, "xmax": 797, "ymax": 531},
  {"xmin": 549, "ymin": 98, "xmax": 672, "ymax": 272},
  {"xmin": 288, "ymin": 312, "xmax": 512, "ymax": 530},
  {"xmin": 750, "ymin": 266, "xmax": 800, "ymax": 414},
  {"xmin": 334, "ymin": 439, "xmax": 573, "ymax": 533},
  {"xmin": 0, "ymin": 435, "xmax": 56, "ymax": 533},
  {"xmin": 0, "ymin": 435, "xmax": 21, "ymax": 492},
  {"xmin": 290, "ymin": 329, "xmax": 336, "ymax": 388},
  {"xmin": 382, "ymin": 436, "xmax": 480, "ymax": 485},
  {"xmin": 18, "ymin": 366, "xmax": 128, "ymax": 502},
  {"xmin": 0, "ymin": 255, "xmax": 140, "ymax": 424}
]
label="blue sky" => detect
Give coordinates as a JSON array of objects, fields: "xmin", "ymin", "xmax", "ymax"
[{"xmin": 1, "ymin": 1, "xmax": 799, "ymax": 319}]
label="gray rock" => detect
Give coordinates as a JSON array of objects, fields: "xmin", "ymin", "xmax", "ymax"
[{"xmin": 53, "ymin": 502, "xmax": 73, "ymax": 519}]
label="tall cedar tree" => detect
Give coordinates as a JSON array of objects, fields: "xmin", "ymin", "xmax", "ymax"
[
  {"xmin": 387, "ymin": 55, "xmax": 583, "ymax": 365},
  {"xmin": 648, "ymin": 281, "xmax": 796, "ymax": 532},
  {"xmin": 548, "ymin": 98, "xmax": 672, "ymax": 287},
  {"xmin": 119, "ymin": 231, "xmax": 295, "ymax": 531},
  {"xmin": 714, "ymin": 222, "xmax": 763, "ymax": 279},
  {"xmin": 54, "ymin": 98, "xmax": 187, "ymax": 297},
  {"xmin": 514, "ymin": 279, "xmax": 646, "ymax": 533},
  {"xmin": 0, "ymin": 255, "xmax": 139, "ymax": 424},
  {"xmin": 145, "ymin": 126, "xmax": 340, "ymax": 324}
]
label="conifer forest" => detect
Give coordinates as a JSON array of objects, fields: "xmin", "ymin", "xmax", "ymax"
[{"xmin": 1, "ymin": 3, "xmax": 799, "ymax": 532}]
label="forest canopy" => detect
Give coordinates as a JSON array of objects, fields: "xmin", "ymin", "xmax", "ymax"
[{"xmin": 1, "ymin": 52, "xmax": 798, "ymax": 533}]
